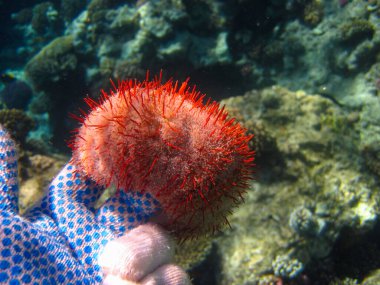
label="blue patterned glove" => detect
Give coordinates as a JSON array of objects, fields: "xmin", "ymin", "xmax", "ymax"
[{"xmin": 0, "ymin": 127, "xmax": 190, "ymax": 285}]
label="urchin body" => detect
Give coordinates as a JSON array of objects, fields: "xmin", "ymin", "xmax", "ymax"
[{"xmin": 71, "ymin": 76, "xmax": 254, "ymax": 237}]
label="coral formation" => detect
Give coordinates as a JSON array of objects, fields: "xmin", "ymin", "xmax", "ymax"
[
  {"xmin": 215, "ymin": 86, "xmax": 379, "ymax": 284},
  {"xmin": 6, "ymin": 0, "xmax": 379, "ymax": 148},
  {"xmin": 338, "ymin": 19, "xmax": 375, "ymax": 45},
  {"xmin": 303, "ymin": 0, "xmax": 324, "ymax": 26},
  {"xmin": 289, "ymin": 205, "xmax": 326, "ymax": 237},
  {"xmin": 0, "ymin": 109, "xmax": 35, "ymax": 145},
  {"xmin": 31, "ymin": 2, "xmax": 59, "ymax": 35},
  {"xmin": 1, "ymin": 0, "xmax": 380, "ymax": 283},
  {"xmin": 25, "ymin": 35, "xmax": 77, "ymax": 91},
  {"xmin": 272, "ymin": 254, "xmax": 304, "ymax": 279},
  {"xmin": 71, "ymin": 75, "xmax": 254, "ymax": 237}
]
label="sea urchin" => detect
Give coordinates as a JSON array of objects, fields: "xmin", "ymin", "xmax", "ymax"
[{"xmin": 70, "ymin": 73, "xmax": 254, "ymax": 237}]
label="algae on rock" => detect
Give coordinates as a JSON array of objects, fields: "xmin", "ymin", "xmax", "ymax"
[{"xmin": 215, "ymin": 86, "xmax": 379, "ymax": 284}]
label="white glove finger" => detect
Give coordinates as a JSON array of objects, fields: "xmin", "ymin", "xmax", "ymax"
[
  {"xmin": 140, "ymin": 264, "xmax": 191, "ymax": 285},
  {"xmin": 98, "ymin": 223, "xmax": 173, "ymax": 282}
]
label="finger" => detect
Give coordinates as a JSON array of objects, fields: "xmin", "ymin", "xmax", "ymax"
[
  {"xmin": 103, "ymin": 275, "xmax": 139, "ymax": 285},
  {"xmin": 95, "ymin": 190, "xmax": 161, "ymax": 237},
  {"xmin": 98, "ymin": 223, "xmax": 173, "ymax": 282},
  {"xmin": 140, "ymin": 264, "xmax": 191, "ymax": 285},
  {"xmin": 103, "ymin": 267, "xmax": 192, "ymax": 285},
  {"xmin": 0, "ymin": 126, "xmax": 19, "ymax": 213}
]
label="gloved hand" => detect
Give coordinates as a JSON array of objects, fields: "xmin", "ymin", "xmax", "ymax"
[{"xmin": 0, "ymin": 127, "xmax": 190, "ymax": 285}]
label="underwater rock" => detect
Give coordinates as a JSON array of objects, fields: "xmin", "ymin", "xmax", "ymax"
[
  {"xmin": 214, "ymin": 86, "xmax": 378, "ymax": 284},
  {"xmin": 19, "ymin": 153, "xmax": 66, "ymax": 213}
]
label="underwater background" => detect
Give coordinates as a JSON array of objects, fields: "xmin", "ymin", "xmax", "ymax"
[{"xmin": 0, "ymin": 0, "xmax": 380, "ymax": 284}]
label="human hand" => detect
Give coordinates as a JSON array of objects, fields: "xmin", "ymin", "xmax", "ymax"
[{"xmin": 0, "ymin": 127, "xmax": 190, "ymax": 284}]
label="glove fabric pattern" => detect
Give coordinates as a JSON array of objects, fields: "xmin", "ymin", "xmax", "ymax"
[{"xmin": 0, "ymin": 127, "xmax": 161, "ymax": 284}]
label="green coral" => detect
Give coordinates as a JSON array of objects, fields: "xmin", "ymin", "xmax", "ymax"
[
  {"xmin": 339, "ymin": 19, "xmax": 375, "ymax": 45},
  {"xmin": 25, "ymin": 35, "xmax": 77, "ymax": 91}
]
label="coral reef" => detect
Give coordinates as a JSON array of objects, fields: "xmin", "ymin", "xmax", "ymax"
[
  {"xmin": 272, "ymin": 254, "xmax": 304, "ymax": 279},
  {"xmin": 3, "ymin": 0, "xmax": 379, "ymax": 149},
  {"xmin": 1, "ymin": 0, "xmax": 380, "ymax": 283},
  {"xmin": 213, "ymin": 86, "xmax": 379, "ymax": 284},
  {"xmin": 2, "ymin": 0, "xmax": 379, "ymax": 97}
]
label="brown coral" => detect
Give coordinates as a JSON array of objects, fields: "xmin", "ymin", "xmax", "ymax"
[
  {"xmin": 303, "ymin": 0, "xmax": 324, "ymax": 26},
  {"xmin": 0, "ymin": 109, "xmax": 35, "ymax": 145}
]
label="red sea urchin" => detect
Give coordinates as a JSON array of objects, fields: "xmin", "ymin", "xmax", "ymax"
[{"xmin": 70, "ymin": 73, "xmax": 254, "ymax": 237}]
